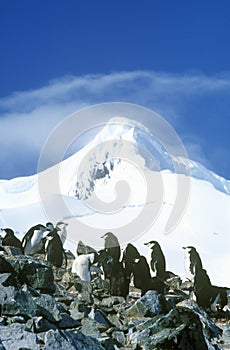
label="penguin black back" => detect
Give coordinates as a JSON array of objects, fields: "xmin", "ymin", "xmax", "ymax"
[
  {"xmin": 132, "ymin": 255, "xmax": 152, "ymax": 293},
  {"xmin": 110, "ymin": 262, "xmax": 129, "ymax": 298},
  {"xmin": 122, "ymin": 243, "xmax": 140, "ymax": 280},
  {"xmin": 1, "ymin": 228, "xmax": 22, "ymax": 250},
  {"xmin": 102, "ymin": 232, "xmax": 121, "ymax": 263},
  {"xmin": 44, "ymin": 229, "xmax": 67, "ymax": 268}
]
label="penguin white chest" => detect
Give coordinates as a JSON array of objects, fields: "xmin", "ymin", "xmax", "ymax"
[
  {"xmin": 72, "ymin": 255, "xmax": 91, "ymax": 282},
  {"xmin": 184, "ymin": 251, "xmax": 194, "ymax": 280}
]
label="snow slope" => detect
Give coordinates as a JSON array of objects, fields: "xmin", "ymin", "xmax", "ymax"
[{"xmin": 0, "ymin": 118, "xmax": 229, "ymax": 286}]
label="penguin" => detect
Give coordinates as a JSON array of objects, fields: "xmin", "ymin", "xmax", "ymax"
[
  {"xmin": 183, "ymin": 246, "xmax": 203, "ymax": 281},
  {"xmin": 76, "ymin": 240, "xmax": 98, "ymax": 256},
  {"xmin": 101, "ymin": 232, "xmax": 121, "ymax": 263},
  {"xmin": 132, "ymin": 255, "xmax": 152, "ymax": 292},
  {"xmin": 110, "ymin": 261, "xmax": 129, "ymax": 298},
  {"xmin": 194, "ymin": 267, "xmax": 228, "ymax": 310},
  {"xmin": 0, "ymin": 228, "xmax": 22, "ymax": 250},
  {"xmin": 22, "ymin": 224, "xmax": 50, "ymax": 255},
  {"xmin": 144, "ymin": 241, "xmax": 166, "ymax": 278},
  {"xmin": 56, "ymin": 221, "xmax": 68, "ymax": 245},
  {"xmin": 132, "ymin": 256, "xmax": 165, "ymax": 296},
  {"xmin": 44, "ymin": 228, "xmax": 67, "ymax": 268},
  {"xmin": 122, "ymin": 243, "xmax": 140, "ymax": 281},
  {"xmin": 97, "ymin": 249, "xmax": 114, "ymax": 280},
  {"xmin": 71, "ymin": 253, "xmax": 96, "ymax": 282}
]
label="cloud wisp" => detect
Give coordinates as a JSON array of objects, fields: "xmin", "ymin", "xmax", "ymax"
[{"xmin": 0, "ymin": 70, "xmax": 230, "ymax": 179}]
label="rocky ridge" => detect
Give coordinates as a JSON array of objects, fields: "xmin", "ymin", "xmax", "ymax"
[{"xmin": 0, "ymin": 245, "xmax": 229, "ymax": 350}]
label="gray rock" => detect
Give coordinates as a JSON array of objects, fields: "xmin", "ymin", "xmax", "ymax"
[
  {"xmin": 57, "ymin": 313, "xmax": 81, "ymax": 329},
  {"xmin": 3, "ymin": 246, "xmax": 23, "ymax": 256},
  {"xmin": 127, "ymin": 307, "xmax": 210, "ymax": 350},
  {"xmin": 0, "ymin": 273, "xmax": 18, "ymax": 287},
  {"xmin": 100, "ymin": 296, "xmax": 125, "ymax": 308},
  {"xmin": 74, "ymin": 279, "xmax": 93, "ymax": 304},
  {"xmin": 127, "ymin": 290, "xmax": 170, "ymax": 318},
  {"xmin": 44, "ymin": 329, "xmax": 105, "ymax": 350},
  {"xmin": 81, "ymin": 318, "xmax": 101, "ymax": 338},
  {"xmin": 69, "ymin": 300, "xmax": 85, "ymax": 321},
  {"xmin": 0, "ymin": 339, "xmax": 6, "ymax": 350},
  {"xmin": 10, "ymin": 315, "xmax": 25, "ymax": 324},
  {"xmin": 0, "ymin": 256, "xmax": 16, "ymax": 273},
  {"xmin": 26, "ymin": 316, "xmax": 57, "ymax": 333},
  {"xmin": 98, "ymin": 337, "xmax": 115, "ymax": 350},
  {"xmin": 0, "ymin": 317, "xmax": 7, "ymax": 326},
  {"xmin": 35, "ymin": 294, "xmax": 62, "ymax": 323},
  {"xmin": 0, "ymin": 284, "xmax": 37, "ymax": 318},
  {"xmin": 112, "ymin": 331, "xmax": 126, "ymax": 346},
  {"xmin": 177, "ymin": 300, "xmax": 222, "ymax": 341},
  {"xmin": 0, "ymin": 323, "xmax": 40, "ymax": 350},
  {"xmin": 3, "ymin": 255, "xmax": 55, "ymax": 293}
]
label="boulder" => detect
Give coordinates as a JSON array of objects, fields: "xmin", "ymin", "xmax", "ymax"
[
  {"xmin": 128, "ymin": 307, "xmax": 210, "ymax": 349},
  {"xmin": 2, "ymin": 255, "xmax": 55, "ymax": 293},
  {"xmin": 177, "ymin": 299, "xmax": 222, "ymax": 342},
  {"xmin": 127, "ymin": 290, "xmax": 171, "ymax": 318},
  {"xmin": 26, "ymin": 316, "xmax": 57, "ymax": 333},
  {"xmin": 0, "ymin": 323, "xmax": 40, "ymax": 350},
  {"xmin": 81, "ymin": 318, "xmax": 101, "ymax": 338},
  {"xmin": 0, "ymin": 283, "xmax": 37, "ymax": 318},
  {"xmin": 35, "ymin": 294, "xmax": 62, "ymax": 323},
  {"xmin": 44, "ymin": 329, "xmax": 105, "ymax": 350}
]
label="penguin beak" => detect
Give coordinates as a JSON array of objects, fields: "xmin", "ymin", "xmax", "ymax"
[
  {"xmin": 182, "ymin": 247, "xmax": 186, "ymax": 249},
  {"xmin": 144, "ymin": 242, "xmax": 149, "ymax": 246}
]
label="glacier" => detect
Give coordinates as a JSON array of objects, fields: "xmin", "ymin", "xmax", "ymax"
[{"xmin": 0, "ymin": 118, "xmax": 229, "ymax": 287}]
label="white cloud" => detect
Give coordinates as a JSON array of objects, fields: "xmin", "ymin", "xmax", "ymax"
[{"xmin": 0, "ymin": 70, "xmax": 230, "ymax": 179}]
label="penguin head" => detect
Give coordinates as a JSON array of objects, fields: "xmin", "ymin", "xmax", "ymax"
[
  {"xmin": 101, "ymin": 232, "xmax": 119, "ymax": 248},
  {"xmin": 101, "ymin": 232, "xmax": 115, "ymax": 239},
  {"xmin": 183, "ymin": 246, "xmax": 196, "ymax": 253},
  {"xmin": 46, "ymin": 222, "xmax": 55, "ymax": 231},
  {"xmin": 1, "ymin": 228, "xmax": 14, "ymax": 238},
  {"xmin": 144, "ymin": 240, "xmax": 158, "ymax": 249},
  {"xmin": 56, "ymin": 222, "xmax": 68, "ymax": 230}
]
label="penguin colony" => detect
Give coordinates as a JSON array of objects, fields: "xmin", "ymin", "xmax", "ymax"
[{"xmin": 0, "ymin": 226, "xmax": 228, "ymax": 311}]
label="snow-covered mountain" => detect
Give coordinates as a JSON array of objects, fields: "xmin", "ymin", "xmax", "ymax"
[{"xmin": 0, "ymin": 118, "xmax": 229, "ymax": 287}]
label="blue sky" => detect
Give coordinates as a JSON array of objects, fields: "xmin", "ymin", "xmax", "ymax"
[{"xmin": 0, "ymin": 1, "xmax": 230, "ymax": 180}]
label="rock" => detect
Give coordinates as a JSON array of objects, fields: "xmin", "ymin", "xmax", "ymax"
[
  {"xmin": 0, "ymin": 256, "xmax": 15, "ymax": 273},
  {"xmin": 10, "ymin": 315, "xmax": 26, "ymax": 324},
  {"xmin": 3, "ymin": 255, "xmax": 55, "ymax": 293},
  {"xmin": 26, "ymin": 316, "xmax": 57, "ymax": 333},
  {"xmin": 98, "ymin": 337, "xmax": 115, "ymax": 350},
  {"xmin": 73, "ymin": 279, "xmax": 93, "ymax": 304},
  {"xmin": 0, "ymin": 317, "xmax": 7, "ymax": 326},
  {"xmin": 107, "ymin": 314, "xmax": 123, "ymax": 328},
  {"xmin": 0, "ymin": 323, "xmax": 40, "ymax": 350},
  {"xmin": 35, "ymin": 294, "xmax": 62, "ymax": 323},
  {"xmin": 44, "ymin": 329, "xmax": 105, "ymax": 350},
  {"xmin": 0, "ymin": 339, "xmax": 6, "ymax": 350},
  {"xmin": 3, "ymin": 246, "xmax": 23, "ymax": 256},
  {"xmin": 112, "ymin": 330, "xmax": 126, "ymax": 346},
  {"xmin": 177, "ymin": 299, "xmax": 222, "ymax": 342},
  {"xmin": 127, "ymin": 290, "xmax": 171, "ymax": 318},
  {"xmin": 127, "ymin": 307, "xmax": 210, "ymax": 350},
  {"xmin": 100, "ymin": 296, "xmax": 125, "ymax": 308},
  {"xmin": 69, "ymin": 300, "xmax": 85, "ymax": 321},
  {"xmin": 88, "ymin": 307, "xmax": 113, "ymax": 327},
  {"xmin": 81, "ymin": 318, "xmax": 101, "ymax": 338},
  {"xmin": 165, "ymin": 275, "xmax": 182, "ymax": 290},
  {"xmin": 0, "ymin": 273, "xmax": 18, "ymax": 287},
  {"xmin": 57, "ymin": 313, "xmax": 81, "ymax": 329},
  {"xmin": 0, "ymin": 283, "xmax": 37, "ymax": 318}
]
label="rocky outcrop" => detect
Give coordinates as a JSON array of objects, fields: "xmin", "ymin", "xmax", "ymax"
[{"xmin": 0, "ymin": 246, "xmax": 228, "ymax": 349}]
